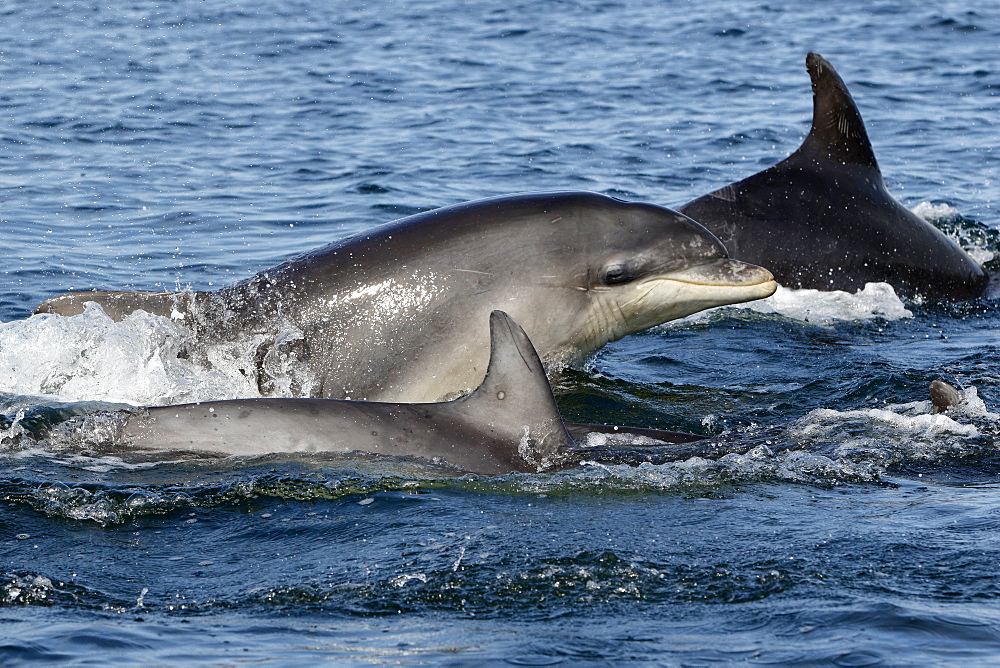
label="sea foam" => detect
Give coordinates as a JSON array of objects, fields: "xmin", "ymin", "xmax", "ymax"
[
  {"xmin": 0, "ymin": 303, "xmax": 257, "ymax": 406},
  {"xmin": 745, "ymin": 282, "xmax": 912, "ymax": 324},
  {"xmin": 913, "ymin": 200, "xmax": 996, "ymax": 265},
  {"xmin": 673, "ymin": 281, "xmax": 913, "ymax": 327}
]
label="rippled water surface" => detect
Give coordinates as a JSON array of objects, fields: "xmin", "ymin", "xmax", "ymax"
[{"xmin": 2, "ymin": 0, "xmax": 999, "ymax": 664}]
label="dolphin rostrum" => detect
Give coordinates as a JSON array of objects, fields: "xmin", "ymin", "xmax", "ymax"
[
  {"xmin": 36, "ymin": 192, "xmax": 776, "ymax": 402},
  {"xmin": 678, "ymin": 52, "xmax": 987, "ymax": 300}
]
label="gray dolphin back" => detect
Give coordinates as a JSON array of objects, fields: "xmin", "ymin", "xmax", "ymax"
[
  {"xmin": 443, "ymin": 310, "xmax": 574, "ymax": 470},
  {"xmin": 124, "ymin": 310, "xmax": 573, "ymax": 474}
]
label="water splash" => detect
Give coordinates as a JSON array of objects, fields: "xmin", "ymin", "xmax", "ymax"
[
  {"xmin": 673, "ymin": 282, "xmax": 912, "ymax": 326},
  {"xmin": 913, "ymin": 201, "xmax": 998, "ymax": 266},
  {"xmin": 791, "ymin": 388, "xmax": 998, "ymax": 468},
  {"xmin": 0, "ymin": 304, "xmax": 274, "ymax": 405},
  {"xmin": 744, "ymin": 282, "xmax": 912, "ymax": 324}
]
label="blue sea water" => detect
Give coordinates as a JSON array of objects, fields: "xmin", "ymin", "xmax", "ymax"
[{"xmin": 2, "ymin": 0, "xmax": 1000, "ymax": 663}]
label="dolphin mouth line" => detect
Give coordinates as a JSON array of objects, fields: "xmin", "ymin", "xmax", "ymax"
[
  {"xmin": 639, "ymin": 275, "xmax": 778, "ymax": 289},
  {"xmin": 642, "ymin": 258, "xmax": 777, "ymax": 291}
]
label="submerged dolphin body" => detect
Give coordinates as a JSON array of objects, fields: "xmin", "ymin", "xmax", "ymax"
[
  {"xmin": 679, "ymin": 53, "xmax": 987, "ymax": 300},
  {"xmin": 36, "ymin": 192, "xmax": 776, "ymax": 402},
  {"xmin": 125, "ymin": 312, "xmax": 573, "ymax": 474}
]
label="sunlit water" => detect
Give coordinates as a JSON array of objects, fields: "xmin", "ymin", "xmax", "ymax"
[{"xmin": 2, "ymin": 0, "xmax": 999, "ymax": 663}]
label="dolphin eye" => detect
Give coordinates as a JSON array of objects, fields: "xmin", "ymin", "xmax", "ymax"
[{"xmin": 602, "ymin": 264, "xmax": 633, "ymax": 285}]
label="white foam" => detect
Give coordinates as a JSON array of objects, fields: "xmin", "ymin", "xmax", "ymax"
[
  {"xmin": 0, "ymin": 410, "xmax": 29, "ymax": 447},
  {"xmin": 1, "ymin": 574, "xmax": 57, "ymax": 605},
  {"xmin": 912, "ymin": 201, "xmax": 995, "ymax": 265},
  {"xmin": 531, "ymin": 445, "xmax": 882, "ymax": 489},
  {"xmin": 579, "ymin": 431, "xmax": 669, "ymax": 447},
  {"xmin": 798, "ymin": 407, "xmax": 979, "ymax": 439},
  {"xmin": 954, "ymin": 386, "xmax": 1000, "ymax": 420},
  {"xmin": 912, "ymin": 201, "xmax": 962, "ymax": 221},
  {"xmin": 525, "ymin": 384, "xmax": 997, "ymax": 490},
  {"xmin": 0, "ymin": 304, "xmax": 257, "ymax": 405},
  {"xmin": 671, "ymin": 281, "xmax": 912, "ymax": 327},
  {"xmin": 745, "ymin": 282, "xmax": 912, "ymax": 324},
  {"xmin": 791, "ymin": 393, "xmax": 995, "ymax": 465}
]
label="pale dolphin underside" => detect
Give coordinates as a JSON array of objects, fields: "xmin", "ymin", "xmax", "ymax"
[
  {"xmin": 36, "ymin": 192, "xmax": 777, "ymax": 403},
  {"xmin": 679, "ymin": 52, "xmax": 987, "ymax": 300}
]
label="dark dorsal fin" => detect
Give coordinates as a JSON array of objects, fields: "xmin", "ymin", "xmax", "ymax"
[
  {"xmin": 456, "ymin": 311, "xmax": 573, "ymax": 469},
  {"xmin": 795, "ymin": 52, "xmax": 880, "ymax": 171}
]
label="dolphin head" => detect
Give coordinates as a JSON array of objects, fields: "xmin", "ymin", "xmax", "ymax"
[
  {"xmin": 560, "ymin": 195, "xmax": 777, "ymax": 350},
  {"xmin": 436, "ymin": 192, "xmax": 776, "ymax": 364}
]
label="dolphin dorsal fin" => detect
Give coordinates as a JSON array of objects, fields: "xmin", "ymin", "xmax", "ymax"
[
  {"xmin": 796, "ymin": 52, "xmax": 880, "ymax": 171},
  {"xmin": 455, "ymin": 311, "xmax": 572, "ymax": 469}
]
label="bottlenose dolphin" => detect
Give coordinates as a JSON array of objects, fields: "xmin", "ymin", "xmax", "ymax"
[
  {"xmin": 678, "ymin": 52, "xmax": 987, "ymax": 300},
  {"xmin": 36, "ymin": 192, "xmax": 776, "ymax": 402},
  {"xmin": 123, "ymin": 311, "xmax": 574, "ymax": 474}
]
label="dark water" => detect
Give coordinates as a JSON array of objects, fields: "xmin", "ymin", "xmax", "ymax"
[{"xmin": 2, "ymin": 0, "xmax": 1000, "ymax": 663}]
